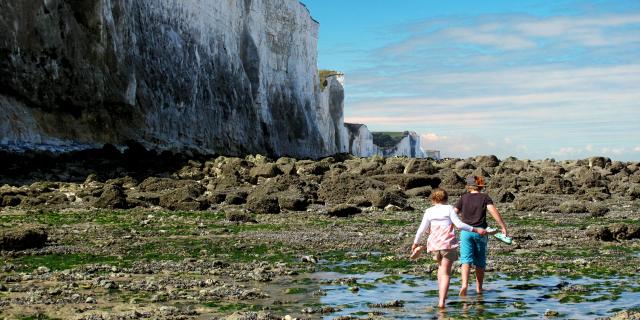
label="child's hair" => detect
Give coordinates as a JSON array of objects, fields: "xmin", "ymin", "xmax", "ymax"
[{"xmin": 431, "ymin": 188, "xmax": 448, "ymax": 203}]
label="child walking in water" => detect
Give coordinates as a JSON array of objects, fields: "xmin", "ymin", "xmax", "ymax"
[{"xmin": 411, "ymin": 188, "xmax": 487, "ymax": 308}]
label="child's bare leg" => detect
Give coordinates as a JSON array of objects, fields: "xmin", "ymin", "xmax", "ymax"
[
  {"xmin": 459, "ymin": 263, "xmax": 470, "ymax": 296},
  {"xmin": 475, "ymin": 267, "xmax": 485, "ymax": 294},
  {"xmin": 438, "ymin": 258, "xmax": 454, "ymax": 308}
]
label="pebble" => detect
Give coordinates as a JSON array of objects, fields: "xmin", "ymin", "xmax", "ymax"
[
  {"xmin": 36, "ymin": 266, "xmax": 50, "ymax": 274},
  {"xmin": 544, "ymin": 309, "xmax": 560, "ymax": 317},
  {"xmin": 85, "ymin": 296, "xmax": 96, "ymax": 304}
]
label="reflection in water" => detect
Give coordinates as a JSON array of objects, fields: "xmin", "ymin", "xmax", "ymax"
[{"xmin": 314, "ymin": 270, "xmax": 640, "ymax": 319}]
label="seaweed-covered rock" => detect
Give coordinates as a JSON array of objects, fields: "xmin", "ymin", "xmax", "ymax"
[
  {"xmin": 95, "ymin": 184, "xmax": 128, "ymax": 209},
  {"xmin": 493, "ymin": 189, "xmax": 515, "ymax": 203},
  {"xmin": 609, "ymin": 224, "xmax": 640, "ymax": 241},
  {"xmin": 474, "ymin": 155, "xmax": 500, "ymax": 168},
  {"xmin": 225, "ymin": 191, "xmax": 249, "ymax": 205},
  {"xmin": 437, "ymin": 170, "xmax": 466, "ymax": 189},
  {"xmin": 1, "ymin": 195, "xmax": 22, "ymax": 207},
  {"xmin": 277, "ymin": 192, "xmax": 308, "ymax": 211},
  {"xmin": 250, "ymin": 163, "xmax": 282, "ymax": 179},
  {"xmin": 366, "ymin": 189, "xmax": 409, "ymax": 210},
  {"xmin": 225, "ymin": 210, "xmax": 256, "ymax": 223},
  {"xmin": 347, "ymin": 196, "xmax": 372, "ymax": 207},
  {"xmin": 588, "ymin": 157, "xmax": 611, "ymax": 169},
  {"xmin": 159, "ymin": 185, "xmax": 206, "ymax": 211},
  {"xmin": 586, "ymin": 225, "xmax": 613, "ymax": 241},
  {"xmin": 587, "ymin": 203, "xmax": 610, "ymax": 217},
  {"xmin": 513, "ymin": 194, "xmax": 557, "ymax": 212},
  {"xmin": 370, "ymin": 174, "xmax": 440, "ymax": 191},
  {"xmin": 327, "ymin": 204, "xmax": 361, "ymax": 217},
  {"xmin": 403, "ymin": 159, "xmax": 438, "ymax": 174},
  {"xmin": 406, "ymin": 186, "xmax": 433, "ymax": 198},
  {"xmin": 138, "ymin": 177, "xmax": 200, "ymax": 192},
  {"xmin": 0, "ymin": 226, "xmax": 48, "ymax": 251},
  {"xmin": 318, "ymin": 174, "xmax": 384, "ymax": 205},
  {"xmin": 246, "ymin": 195, "xmax": 280, "ymax": 214},
  {"xmin": 559, "ymin": 200, "xmax": 587, "ymax": 213}
]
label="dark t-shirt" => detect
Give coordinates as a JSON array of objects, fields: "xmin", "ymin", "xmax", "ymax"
[{"xmin": 454, "ymin": 192, "xmax": 494, "ymax": 228}]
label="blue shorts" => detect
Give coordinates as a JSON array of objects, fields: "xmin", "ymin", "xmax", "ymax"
[{"xmin": 459, "ymin": 230, "xmax": 488, "ymax": 268}]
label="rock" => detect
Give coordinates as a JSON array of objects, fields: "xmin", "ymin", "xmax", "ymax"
[
  {"xmin": 628, "ymin": 184, "xmax": 640, "ymax": 200},
  {"xmin": 514, "ymin": 194, "xmax": 558, "ymax": 212},
  {"xmin": 609, "ymin": 224, "xmax": 640, "ymax": 241},
  {"xmin": 318, "ymin": 174, "xmax": 385, "ymax": 205},
  {"xmin": 588, "ymin": 157, "xmax": 611, "ymax": 169},
  {"xmin": 301, "ymin": 255, "xmax": 318, "ymax": 263},
  {"xmin": 176, "ymin": 161, "xmax": 205, "ymax": 180},
  {"xmin": 403, "ymin": 159, "xmax": 438, "ymax": 174},
  {"xmin": 544, "ymin": 309, "xmax": 560, "ymax": 317},
  {"xmin": 366, "ymin": 189, "xmax": 409, "ymax": 210},
  {"xmin": 559, "ymin": 200, "xmax": 587, "ymax": 213},
  {"xmin": 606, "ymin": 309, "xmax": 640, "ymax": 320},
  {"xmin": 208, "ymin": 192, "xmax": 227, "ymax": 204},
  {"xmin": 475, "ymin": 155, "xmax": 500, "ymax": 168},
  {"xmin": 250, "ymin": 163, "xmax": 282, "ymax": 178},
  {"xmin": 297, "ymin": 161, "xmax": 331, "ymax": 175},
  {"xmin": 225, "ymin": 191, "xmax": 249, "ymax": 205},
  {"xmin": 437, "ymin": 170, "xmax": 466, "ymax": 189},
  {"xmin": 347, "ymin": 196, "xmax": 372, "ymax": 207},
  {"xmin": 246, "ymin": 195, "xmax": 280, "ymax": 214},
  {"xmin": 159, "ymin": 185, "xmax": 206, "ymax": 210},
  {"xmin": 381, "ymin": 162, "xmax": 405, "ymax": 174},
  {"xmin": 327, "ymin": 204, "xmax": 361, "ymax": 217},
  {"xmin": 368, "ymin": 300, "xmax": 405, "ymax": 308},
  {"xmin": 568, "ymin": 167, "xmax": 605, "ymax": 188},
  {"xmin": 85, "ymin": 296, "xmax": 96, "ymax": 304},
  {"xmin": 370, "ymin": 174, "xmax": 441, "ymax": 191},
  {"xmin": 0, "ymin": 226, "xmax": 48, "ymax": 250},
  {"xmin": 492, "ymin": 189, "xmax": 515, "ymax": 203},
  {"xmin": 225, "ymin": 210, "xmax": 256, "ymax": 223},
  {"xmin": 139, "ymin": 177, "xmax": 200, "ymax": 192},
  {"xmin": 95, "ymin": 184, "xmax": 128, "ymax": 209},
  {"xmin": 405, "ymin": 186, "xmax": 433, "ymax": 198},
  {"xmin": 586, "ymin": 226, "xmax": 613, "ymax": 241},
  {"xmin": 1, "ymin": 195, "xmax": 22, "ymax": 207},
  {"xmin": 587, "ymin": 203, "xmax": 610, "ymax": 217},
  {"xmin": 277, "ymin": 193, "xmax": 308, "ymax": 211}
]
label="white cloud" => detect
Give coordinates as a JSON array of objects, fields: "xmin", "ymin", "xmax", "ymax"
[
  {"xmin": 635, "ymin": 146, "xmax": 640, "ymax": 152},
  {"xmin": 551, "ymin": 147, "xmax": 583, "ymax": 156},
  {"xmin": 383, "ymin": 13, "xmax": 640, "ymax": 55},
  {"xmin": 421, "ymin": 133, "xmax": 448, "ymax": 142},
  {"xmin": 601, "ymin": 147, "xmax": 625, "ymax": 155}
]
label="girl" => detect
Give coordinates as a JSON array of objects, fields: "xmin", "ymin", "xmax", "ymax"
[{"xmin": 411, "ymin": 188, "xmax": 486, "ymax": 308}]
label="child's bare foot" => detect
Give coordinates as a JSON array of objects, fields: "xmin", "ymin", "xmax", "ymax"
[
  {"xmin": 459, "ymin": 286, "xmax": 468, "ymax": 296},
  {"xmin": 438, "ymin": 302, "xmax": 445, "ymax": 309},
  {"xmin": 476, "ymin": 288, "xmax": 483, "ymax": 295}
]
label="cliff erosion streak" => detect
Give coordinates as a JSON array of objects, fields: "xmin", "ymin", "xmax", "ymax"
[{"xmin": 0, "ymin": 0, "xmax": 345, "ymax": 158}]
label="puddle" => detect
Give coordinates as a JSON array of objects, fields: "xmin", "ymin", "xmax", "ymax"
[{"xmin": 309, "ymin": 269, "xmax": 640, "ymax": 319}]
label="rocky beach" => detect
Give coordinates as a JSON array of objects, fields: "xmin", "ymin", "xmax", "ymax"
[
  {"xmin": 1, "ymin": 148, "xmax": 639, "ymax": 319},
  {"xmin": 1, "ymin": 0, "xmax": 639, "ymax": 318}
]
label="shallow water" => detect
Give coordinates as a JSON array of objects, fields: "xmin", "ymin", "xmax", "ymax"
[{"xmin": 310, "ymin": 269, "xmax": 640, "ymax": 319}]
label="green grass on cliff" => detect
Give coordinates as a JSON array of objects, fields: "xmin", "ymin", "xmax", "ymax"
[
  {"xmin": 372, "ymin": 132, "xmax": 408, "ymax": 149},
  {"xmin": 319, "ymin": 69, "xmax": 342, "ymax": 89}
]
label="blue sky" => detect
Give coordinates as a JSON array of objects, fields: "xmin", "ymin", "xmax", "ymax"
[{"xmin": 299, "ymin": 0, "xmax": 640, "ymax": 160}]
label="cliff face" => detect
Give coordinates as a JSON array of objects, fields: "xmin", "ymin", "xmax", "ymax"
[
  {"xmin": 344, "ymin": 123, "xmax": 375, "ymax": 157},
  {"xmin": 0, "ymin": 0, "xmax": 342, "ymax": 158}
]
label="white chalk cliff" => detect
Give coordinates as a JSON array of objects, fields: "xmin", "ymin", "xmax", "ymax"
[{"xmin": 0, "ymin": 0, "xmax": 345, "ymax": 158}]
